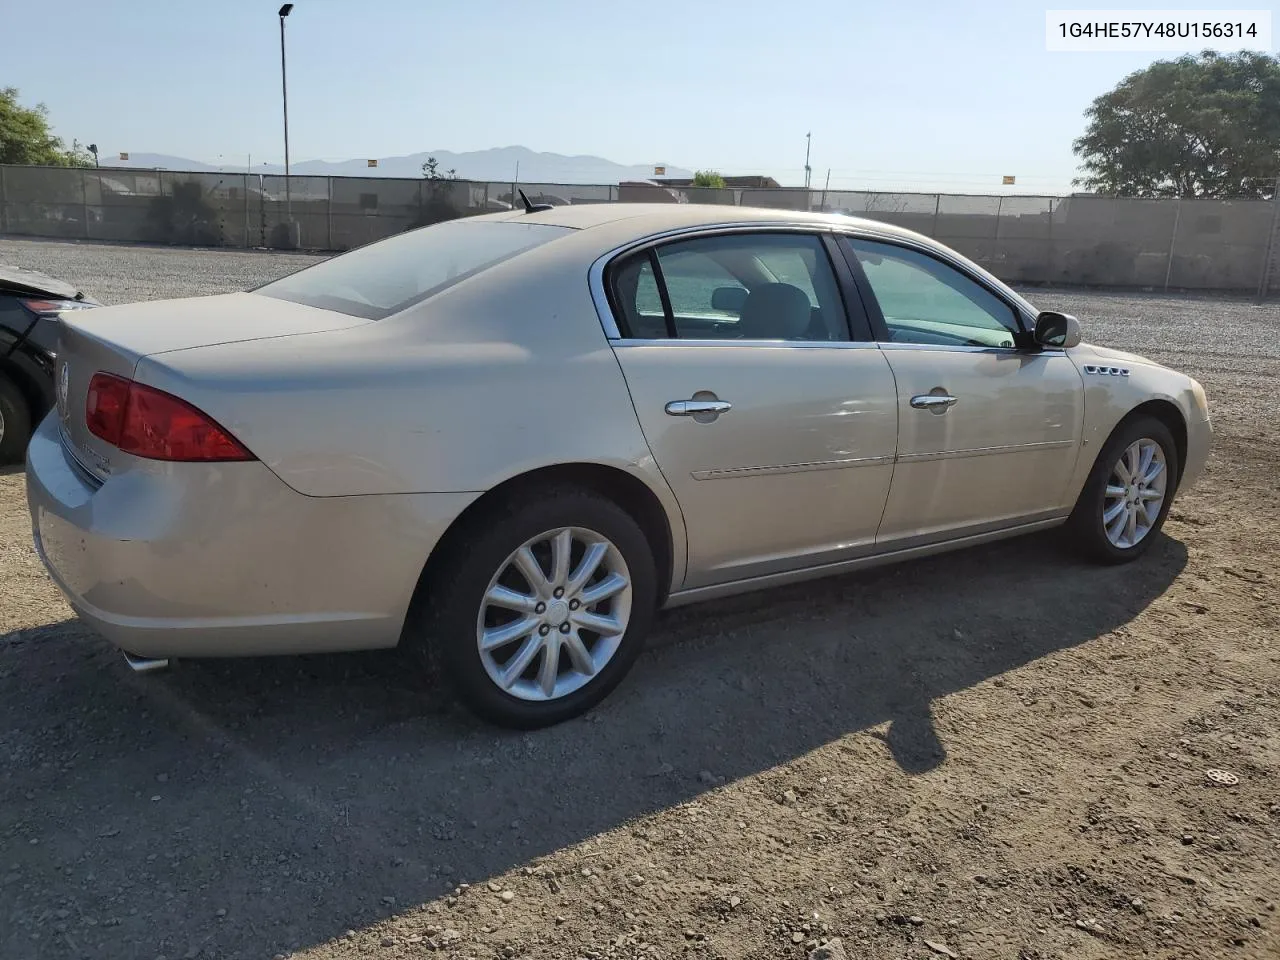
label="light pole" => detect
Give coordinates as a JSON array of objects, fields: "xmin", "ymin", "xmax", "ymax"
[
  {"xmin": 804, "ymin": 132, "xmax": 812, "ymax": 191},
  {"xmin": 278, "ymin": 3, "xmax": 293, "ymax": 227}
]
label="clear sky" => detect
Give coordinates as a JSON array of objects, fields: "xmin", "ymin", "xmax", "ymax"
[{"xmin": 5, "ymin": 0, "xmax": 1276, "ymax": 193}]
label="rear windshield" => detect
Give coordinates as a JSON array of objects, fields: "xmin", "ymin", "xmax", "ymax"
[{"xmin": 254, "ymin": 220, "xmax": 571, "ymax": 320}]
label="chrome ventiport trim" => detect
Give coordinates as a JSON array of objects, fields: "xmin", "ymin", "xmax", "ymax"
[{"xmin": 1083, "ymin": 364, "xmax": 1130, "ymax": 377}]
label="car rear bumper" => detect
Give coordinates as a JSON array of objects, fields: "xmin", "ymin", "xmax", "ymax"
[{"xmin": 25, "ymin": 412, "xmax": 477, "ymax": 659}]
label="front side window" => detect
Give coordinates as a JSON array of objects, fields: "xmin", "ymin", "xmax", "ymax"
[
  {"xmin": 609, "ymin": 232, "xmax": 850, "ymax": 342},
  {"xmin": 846, "ymin": 238, "xmax": 1020, "ymax": 349},
  {"xmin": 256, "ymin": 220, "xmax": 571, "ymax": 320}
]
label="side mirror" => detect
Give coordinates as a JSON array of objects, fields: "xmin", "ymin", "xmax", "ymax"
[
  {"xmin": 1033, "ymin": 311, "xmax": 1082, "ymax": 349},
  {"xmin": 710, "ymin": 286, "xmax": 748, "ymax": 314}
]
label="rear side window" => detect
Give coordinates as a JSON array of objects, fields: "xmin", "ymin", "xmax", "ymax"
[
  {"xmin": 609, "ymin": 232, "xmax": 852, "ymax": 342},
  {"xmin": 256, "ymin": 220, "xmax": 571, "ymax": 320}
]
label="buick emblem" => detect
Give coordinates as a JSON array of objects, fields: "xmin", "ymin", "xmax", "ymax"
[{"xmin": 57, "ymin": 362, "xmax": 70, "ymax": 421}]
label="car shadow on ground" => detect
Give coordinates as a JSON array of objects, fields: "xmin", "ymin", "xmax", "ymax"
[{"xmin": 0, "ymin": 531, "xmax": 1187, "ymax": 959}]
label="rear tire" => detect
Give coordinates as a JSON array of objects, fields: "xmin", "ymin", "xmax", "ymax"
[
  {"xmin": 0, "ymin": 375, "xmax": 32, "ymax": 465},
  {"xmin": 405, "ymin": 487, "xmax": 658, "ymax": 729},
  {"xmin": 1066, "ymin": 415, "xmax": 1179, "ymax": 565}
]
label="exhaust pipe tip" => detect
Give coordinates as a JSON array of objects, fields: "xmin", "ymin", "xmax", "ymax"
[{"xmin": 122, "ymin": 650, "xmax": 171, "ymax": 673}]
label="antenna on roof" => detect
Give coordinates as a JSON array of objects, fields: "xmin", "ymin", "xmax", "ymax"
[{"xmin": 518, "ymin": 188, "xmax": 554, "ymax": 214}]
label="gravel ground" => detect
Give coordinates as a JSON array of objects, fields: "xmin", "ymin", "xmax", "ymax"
[{"xmin": 1, "ymin": 237, "xmax": 1278, "ymax": 960}]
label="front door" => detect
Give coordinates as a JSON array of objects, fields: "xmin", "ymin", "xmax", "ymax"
[
  {"xmin": 841, "ymin": 236, "xmax": 1085, "ymax": 546},
  {"xmin": 605, "ymin": 230, "xmax": 898, "ymax": 588}
]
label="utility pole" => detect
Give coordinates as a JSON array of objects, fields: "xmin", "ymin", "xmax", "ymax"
[
  {"xmin": 278, "ymin": 4, "xmax": 294, "ymax": 225},
  {"xmin": 803, "ymin": 132, "xmax": 812, "ymax": 190},
  {"xmin": 820, "ymin": 168, "xmax": 831, "ymax": 212}
]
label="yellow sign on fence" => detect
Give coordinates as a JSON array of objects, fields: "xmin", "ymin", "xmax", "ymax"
[
  {"xmin": 1002, "ymin": 175, "xmax": 1016, "ymax": 185},
  {"xmin": 654, "ymin": 166, "xmax": 666, "ymax": 176},
  {"xmin": 367, "ymin": 159, "xmax": 378, "ymax": 167},
  {"xmin": 119, "ymin": 152, "xmax": 130, "ymax": 161}
]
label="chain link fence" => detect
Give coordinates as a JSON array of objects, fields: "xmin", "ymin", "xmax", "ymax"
[{"xmin": 2, "ymin": 164, "xmax": 1278, "ymax": 296}]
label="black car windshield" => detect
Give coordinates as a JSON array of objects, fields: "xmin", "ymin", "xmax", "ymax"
[{"xmin": 254, "ymin": 220, "xmax": 572, "ymax": 320}]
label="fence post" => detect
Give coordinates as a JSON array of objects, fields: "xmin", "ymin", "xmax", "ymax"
[
  {"xmin": 1256, "ymin": 174, "xmax": 1280, "ymax": 303},
  {"xmin": 243, "ymin": 175, "xmax": 249, "ymax": 248},
  {"xmin": 931, "ymin": 194, "xmax": 940, "ymax": 237},
  {"xmin": 80, "ymin": 168, "xmax": 90, "ymax": 239},
  {"xmin": 995, "ymin": 196, "xmax": 1004, "ymax": 254},
  {"xmin": 1163, "ymin": 198, "xmax": 1182, "ymax": 292},
  {"xmin": 0, "ymin": 165, "xmax": 7, "ymax": 233},
  {"xmin": 327, "ymin": 176, "xmax": 334, "ymax": 250},
  {"xmin": 1047, "ymin": 198, "xmax": 1056, "ymax": 281}
]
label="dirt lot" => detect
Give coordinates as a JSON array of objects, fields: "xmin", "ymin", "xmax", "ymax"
[{"xmin": 1, "ymin": 237, "xmax": 1278, "ymax": 960}]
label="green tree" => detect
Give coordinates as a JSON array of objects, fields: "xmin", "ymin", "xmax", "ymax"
[
  {"xmin": 692, "ymin": 170, "xmax": 727, "ymax": 189},
  {"xmin": 412, "ymin": 155, "xmax": 462, "ymax": 228},
  {"xmin": 421, "ymin": 155, "xmax": 458, "ymax": 181},
  {"xmin": 1073, "ymin": 51, "xmax": 1280, "ymax": 199},
  {"xmin": 0, "ymin": 87, "xmax": 94, "ymax": 166}
]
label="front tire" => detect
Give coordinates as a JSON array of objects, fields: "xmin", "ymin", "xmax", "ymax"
[
  {"xmin": 407, "ymin": 488, "xmax": 658, "ymax": 729},
  {"xmin": 0, "ymin": 375, "xmax": 33, "ymax": 465},
  {"xmin": 1066, "ymin": 415, "xmax": 1179, "ymax": 564}
]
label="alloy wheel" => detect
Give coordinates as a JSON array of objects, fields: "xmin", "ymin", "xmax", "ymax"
[
  {"xmin": 476, "ymin": 526, "xmax": 633, "ymax": 702},
  {"xmin": 1102, "ymin": 438, "xmax": 1168, "ymax": 549}
]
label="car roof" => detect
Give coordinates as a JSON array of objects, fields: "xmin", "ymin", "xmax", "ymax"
[{"xmin": 479, "ymin": 202, "xmax": 934, "ymax": 244}]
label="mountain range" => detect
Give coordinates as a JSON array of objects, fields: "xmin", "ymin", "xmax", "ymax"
[{"xmin": 106, "ymin": 146, "xmax": 693, "ymax": 184}]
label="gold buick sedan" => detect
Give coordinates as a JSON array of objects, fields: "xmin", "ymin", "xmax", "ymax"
[{"xmin": 26, "ymin": 204, "xmax": 1211, "ymax": 727}]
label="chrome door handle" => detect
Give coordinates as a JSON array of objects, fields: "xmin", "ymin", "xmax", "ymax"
[
  {"xmin": 910, "ymin": 394, "xmax": 958, "ymax": 410},
  {"xmin": 665, "ymin": 399, "xmax": 732, "ymax": 417}
]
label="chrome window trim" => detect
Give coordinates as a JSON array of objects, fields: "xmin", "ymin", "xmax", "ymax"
[
  {"xmin": 588, "ymin": 221, "xmax": 856, "ymax": 342},
  {"xmin": 877, "ymin": 341, "xmax": 1023, "ymax": 356},
  {"xmin": 611, "ymin": 338, "xmax": 881, "ymax": 350},
  {"xmin": 588, "ymin": 219, "xmax": 1046, "ymax": 345}
]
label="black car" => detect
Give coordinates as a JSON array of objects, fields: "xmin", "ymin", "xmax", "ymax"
[{"xmin": 0, "ymin": 265, "xmax": 99, "ymax": 463}]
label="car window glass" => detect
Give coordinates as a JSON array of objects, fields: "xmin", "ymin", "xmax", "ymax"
[
  {"xmin": 657, "ymin": 248, "xmax": 746, "ymax": 320},
  {"xmin": 613, "ymin": 233, "xmax": 848, "ymax": 342},
  {"xmin": 611, "ymin": 254, "xmax": 669, "ymax": 339},
  {"xmin": 256, "ymin": 220, "xmax": 570, "ymax": 320},
  {"xmin": 754, "ymin": 248, "xmax": 819, "ymax": 304},
  {"xmin": 847, "ymin": 239, "xmax": 1019, "ymax": 348}
]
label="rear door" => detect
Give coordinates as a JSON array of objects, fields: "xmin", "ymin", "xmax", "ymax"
[
  {"xmin": 839, "ymin": 235, "xmax": 1084, "ymax": 546},
  {"xmin": 603, "ymin": 229, "xmax": 899, "ymax": 589}
]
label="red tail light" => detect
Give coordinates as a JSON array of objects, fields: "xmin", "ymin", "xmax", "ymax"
[{"xmin": 85, "ymin": 373, "xmax": 254, "ymax": 462}]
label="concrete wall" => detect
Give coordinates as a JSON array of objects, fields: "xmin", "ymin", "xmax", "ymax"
[{"xmin": 2, "ymin": 165, "xmax": 1277, "ymax": 295}]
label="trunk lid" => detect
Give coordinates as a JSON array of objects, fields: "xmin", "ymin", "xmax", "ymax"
[{"xmin": 54, "ymin": 292, "xmax": 371, "ymax": 481}]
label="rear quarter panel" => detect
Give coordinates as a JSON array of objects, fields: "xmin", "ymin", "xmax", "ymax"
[{"xmin": 133, "ymin": 231, "xmax": 688, "ymax": 579}]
